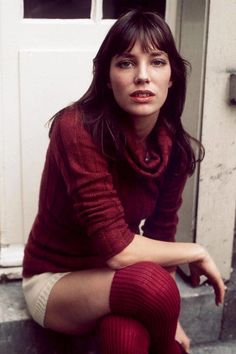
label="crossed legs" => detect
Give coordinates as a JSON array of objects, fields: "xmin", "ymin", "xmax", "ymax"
[{"xmin": 44, "ymin": 262, "xmax": 183, "ymax": 353}]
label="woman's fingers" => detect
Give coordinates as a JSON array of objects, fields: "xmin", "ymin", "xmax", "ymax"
[
  {"xmin": 175, "ymin": 321, "xmax": 191, "ymax": 353},
  {"xmin": 211, "ymin": 277, "xmax": 225, "ymax": 305},
  {"xmin": 204, "ymin": 261, "xmax": 225, "ymax": 305},
  {"xmin": 189, "ymin": 253, "xmax": 225, "ymax": 306}
]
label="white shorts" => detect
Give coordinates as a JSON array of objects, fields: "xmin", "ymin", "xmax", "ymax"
[{"xmin": 22, "ymin": 272, "xmax": 70, "ymax": 327}]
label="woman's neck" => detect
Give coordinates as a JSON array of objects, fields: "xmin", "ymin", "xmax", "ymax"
[{"xmin": 129, "ymin": 114, "xmax": 159, "ymax": 141}]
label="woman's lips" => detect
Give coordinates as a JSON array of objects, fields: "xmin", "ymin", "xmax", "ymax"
[{"xmin": 130, "ymin": 90, "xmax": 155, "ymax": 103}]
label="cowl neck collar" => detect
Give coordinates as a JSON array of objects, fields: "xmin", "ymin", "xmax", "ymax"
[{"xmin": 122, "ymin": 119, "xmax": 173, "ymax": 179}]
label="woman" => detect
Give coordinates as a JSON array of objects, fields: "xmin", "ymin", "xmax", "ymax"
[{"xmin": 22, "ymin": 10, "xmax": 225, "ymax": 354}]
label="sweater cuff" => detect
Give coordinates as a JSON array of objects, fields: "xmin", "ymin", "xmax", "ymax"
[{"xmin": 93, "ymin": 228, "xmax": 135, "ymax": 261}]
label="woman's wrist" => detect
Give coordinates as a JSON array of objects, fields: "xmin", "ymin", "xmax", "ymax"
[{"xmin": 190, "ymin": 243, "xmax": 208, "ymax": 263}]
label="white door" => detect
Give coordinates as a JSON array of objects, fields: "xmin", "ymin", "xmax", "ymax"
[
  {"xmin": 0, "ymin": 0, "xmax": 116, "ymax": 253},
  {"xmin": 0, "ymin": 0, "xmax": 187, "ymax": 267}
]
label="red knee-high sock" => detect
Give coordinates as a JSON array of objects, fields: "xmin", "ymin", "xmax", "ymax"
[
  {"xmin": 109, "ymin": 261, "xmax": 183, "ymax": 354},
  {"xmin": 99, "ymin": 314, "xmax": 150, "ymax": 354}
]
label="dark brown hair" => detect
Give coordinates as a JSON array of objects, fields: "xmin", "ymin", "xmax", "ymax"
[{"xmin": 51, "ymin": 9, "xmax": 204, "ymax": 174}]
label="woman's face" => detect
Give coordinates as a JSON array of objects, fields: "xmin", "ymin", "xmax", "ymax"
[{"xmin": 109, "ymin": 40, "xmax": 172, "ymax": 124}]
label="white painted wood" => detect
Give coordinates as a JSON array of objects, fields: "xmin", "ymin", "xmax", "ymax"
[
  {"xmin": 0, "ymin": 0, "xmax": 114, "ymax": 249},
  {"xmin": 19, "ymin": 49, "xmax": 96, "ymax": 240},
  {"xmin": 196, "ymin": 0, "xmax": 236, "ymax": 280},
  {"xmin": 0, "ymin": 244, "xmax": 24, "ymax": 267},
  {"xmin": 0, "ymin": 0, "xmax": 24, "ymax": 244},
  {"xmin": 0, "ymin": 267, "xmax": 22, "ymax": 280},
  {"xmin": 91, "ymin": 0, "xmax": 103, "ymax": 21},
  {"xmin": 0, "ymin": 244, "xmax": 22, "ymax": 280},
  {"xmin": 0, "ymin": 6, "xmax": 5, "ymax": 247}
]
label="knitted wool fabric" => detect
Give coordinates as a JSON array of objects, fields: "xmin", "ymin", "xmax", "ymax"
[
  {"xmin": 99, "ymin": 314, "xmax": 150, "ymax": 354},
  {"xmin": 23, "ymin": 107, "xmax": 187, "ymax": 277},
  {"xmin": 109, "ymin": 262, "xmax": 182, "ymax": 354}
]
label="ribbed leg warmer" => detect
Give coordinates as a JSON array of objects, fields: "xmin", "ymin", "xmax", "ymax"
[
  {"xmin": 99, "ymin": 314, "xmax": 150, "ymax": 354},
  {"xmin": 108, "ymin": 261, "xmax": 183, "ymax": 354}
]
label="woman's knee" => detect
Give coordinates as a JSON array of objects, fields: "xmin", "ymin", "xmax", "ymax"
[
  {"xmin": 110, "ymin": 261, "xmax": 180, "ymax": 320},
  {"xmin": 132, "ymin": 262, "xmax": 179, "ymax": 302}
]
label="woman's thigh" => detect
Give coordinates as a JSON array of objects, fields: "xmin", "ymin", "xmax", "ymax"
[{"xmin": 44, "ymin": 268, "xmax": 115, "ymax": 334}]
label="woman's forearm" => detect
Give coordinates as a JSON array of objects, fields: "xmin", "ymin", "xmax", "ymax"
[{"xmin": 107, "ymin": 234, "xmax": 206, "ymax": 269}]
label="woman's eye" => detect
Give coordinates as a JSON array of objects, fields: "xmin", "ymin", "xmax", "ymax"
[
  {"xmin": 116, "ymin": 60, "xmax": 134, "ymax": 69},
  {"xmin": 152, "ymin": 59, "xmax": 167, "ymax": 67}
]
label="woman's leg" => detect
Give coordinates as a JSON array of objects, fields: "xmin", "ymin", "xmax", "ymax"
[
  {"xmin": 44, "ymin": 262, "xmax": 182, "ymax": 353},
  {"xmin": 44, "ymin": 267, "xmax": 115, "ymax": 334},
  {"xmin": 109, "ymin": 261, "xmax": 181, "ymax": 354},
  {"xmin": 99, "ymin": 315, "xmax": 150, "ymax": 354}
]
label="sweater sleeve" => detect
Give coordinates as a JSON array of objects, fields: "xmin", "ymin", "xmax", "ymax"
[
  {"xmin": 49, "ymin": 108, "xmax": 134, "ymax": 260},
  {"xmin": 142, "ymin": 167, "xmax": 188, "ymax": 242}
]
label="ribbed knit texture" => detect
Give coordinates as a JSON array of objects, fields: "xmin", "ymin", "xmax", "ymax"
[
  {"xmin": 99, "ymin": 315, "xmax": 150, "ymax": 354},
  {"xmin": 109, "ymin": 262, "xmax": 182, "ymax": 354},
  {"xmin": 23, "ymin": 106, "xmax": 187, "ymax": 277}
]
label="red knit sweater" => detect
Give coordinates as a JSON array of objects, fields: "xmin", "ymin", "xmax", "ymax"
[{"xmin": 23, "ymin": 106, "xmax": 187, "ymax": 277}]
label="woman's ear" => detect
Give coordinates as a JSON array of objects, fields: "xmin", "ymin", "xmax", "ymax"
[{"xmin": 168, "ymin": 80, "xmax": 173, "ymax": 88}]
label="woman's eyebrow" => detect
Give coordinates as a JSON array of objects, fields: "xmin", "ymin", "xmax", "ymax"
[{"xmin": 150, "ymin": 51, "xmax": 168, "ymax": 57}]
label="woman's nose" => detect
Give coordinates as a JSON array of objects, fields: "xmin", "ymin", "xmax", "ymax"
[{"xmin": 134, "ymin": 64, "xmax": 150, "ymax": 84}]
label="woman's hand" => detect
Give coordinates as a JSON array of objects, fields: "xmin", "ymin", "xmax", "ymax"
[
  {"xmin": 175, "ymin": 321, "xmax": 190, "ymax": 353},
  {"xmin": 189, "ymin": 251, "xmax": 225, "ymax": 306}
]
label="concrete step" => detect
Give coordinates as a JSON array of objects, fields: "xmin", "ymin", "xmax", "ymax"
[
  {"xmin": 177, "ymin": 272, "xmax": 223, "ymax": 345},
  {"xmin": 178, "ymin": 251, "xmax": 236, "ymax": 345},
  {"xmin": 0, "ymin": 265, "xmax": 235, "ymax": 354},
  {"xmin": 191, "ymin": 340, "xmax": 236, "ymax": 354}
]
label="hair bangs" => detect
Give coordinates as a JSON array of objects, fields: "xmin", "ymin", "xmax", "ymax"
[
  {"xmin": 110, "ymin": 19, "xmax": 170, "ymax": 57},
  {"xmin": 139, "ymin": 26, "xmax": 169, "ymax": 54},
  {"xmin": 110, "ymin": 25, "xmax": 139, "ymax": 57}
]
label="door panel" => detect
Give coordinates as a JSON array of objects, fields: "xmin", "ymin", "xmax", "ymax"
[
  {"xmin": 19, "ymin": 50, "xmax": 95, "ymax": 240},
  {"xmin": 0, "ymin": 0, "xmax": 113, "ymax": 245}
]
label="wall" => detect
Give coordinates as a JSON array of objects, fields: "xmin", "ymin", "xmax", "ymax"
[
  {"xmin": 176, "ymin": 0, "xmax": 208, "ymax": 245},
  {"xmin": 197, "ymin": 0, "xmax": 236, "ymax": 280}
]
